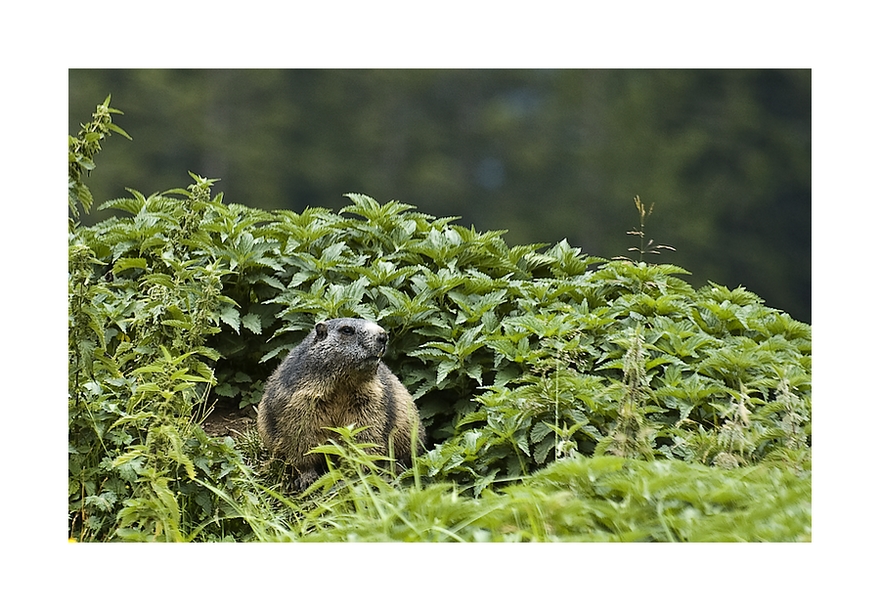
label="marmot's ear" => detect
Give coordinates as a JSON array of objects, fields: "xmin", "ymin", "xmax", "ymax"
[{"xmin": 315, "ymin": 322, "xmax": 328, "ymax": 340}]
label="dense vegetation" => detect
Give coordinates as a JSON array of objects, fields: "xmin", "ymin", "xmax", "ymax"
[
  {"xmin": 68, "ymin": 98, "xmax": 810, "ymax": 542},
  {"xmin": 69, "ymin": 69, "xmax": 812, "ymax": 323}
]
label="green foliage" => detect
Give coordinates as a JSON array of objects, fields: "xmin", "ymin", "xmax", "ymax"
[
  {"xmin": 68, "ymin": 99, "xmax": 810, "ymax": 542},
  {"xmin": 69, "ymin": 94, "xmax": 131, "ymax": 225},
  {"xmin": 69, "ymin": 157, "xmax": 275, "ymax": 540},
  {"xmin": 68, "ymin": 69, "xmax": 812, "ymax": 323},
  {"xmin": 265, "ymin": 434, "xmax": 809, "ymax": 542}
]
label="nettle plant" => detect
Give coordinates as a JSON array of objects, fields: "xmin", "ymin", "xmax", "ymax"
[{"xmin": 69, "ymin": 100, "xmax": 810, "ymax": 539}]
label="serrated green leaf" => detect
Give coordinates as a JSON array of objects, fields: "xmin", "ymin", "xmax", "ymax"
[
  {"xmin": 219, "ymin": 306, "xmax": 240, "ymax": 332},
  {"xmin": 436, "ymin": 360, "xmax": 457, "ymax": 386},
  {"xmin": 241, "ymin": 313, "xmax": 262, "ymax": 335}
]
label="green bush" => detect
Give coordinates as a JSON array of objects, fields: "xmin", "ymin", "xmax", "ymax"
[
  {"xmin": 68, "ymin": 99, "xmax": 810, "ymax": 541},
  {"xmin": 289, "ymin": 445, "xmax": 810, "ymax": 542}
]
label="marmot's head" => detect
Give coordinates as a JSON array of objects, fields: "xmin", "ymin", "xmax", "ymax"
[{"xmin": 310, "ymin": 318, "xmax": 388, "ymax": 376}]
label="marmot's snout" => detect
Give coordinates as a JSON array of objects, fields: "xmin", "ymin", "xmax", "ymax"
[
  {"xmin": 356, "ymin": 320, "xmax": 387, "ymax": 359},
  {"xmin": 373, "ymin": 328, "xmax": 388, "ymax": 357}
]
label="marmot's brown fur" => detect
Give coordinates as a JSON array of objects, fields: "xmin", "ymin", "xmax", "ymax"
[{"xmin": 257, "ymin": 318, "xmax": 425, "ymax": 490}]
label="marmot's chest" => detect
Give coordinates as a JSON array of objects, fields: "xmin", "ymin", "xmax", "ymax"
[{"xmin": 313, "ymin": 384, "xmax": 382, "ymax": 426}]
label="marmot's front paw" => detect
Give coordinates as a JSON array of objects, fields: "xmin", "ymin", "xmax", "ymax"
[{"xmin": 294, "ymin": 469, "xmax": 319, "ymax": 491}]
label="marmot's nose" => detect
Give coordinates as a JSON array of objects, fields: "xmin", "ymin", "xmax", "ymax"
[{"xmin": 377, "ymin": 330, "xmax": 388, "ymax": 347}]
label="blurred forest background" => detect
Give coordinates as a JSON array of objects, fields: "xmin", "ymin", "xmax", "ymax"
[{"xmin": 68, "ymin": 69, "xmax": 811, "ymax": 322}]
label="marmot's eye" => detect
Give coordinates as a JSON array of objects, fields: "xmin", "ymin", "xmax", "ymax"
[{"xmin": 340, "ymin": 326, "xmax": 355, "ymax": 335}]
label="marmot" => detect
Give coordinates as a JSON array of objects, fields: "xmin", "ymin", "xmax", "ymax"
[{"xmin": 257, "ymin": 317, "xmax": 425, "ymax": 490}]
